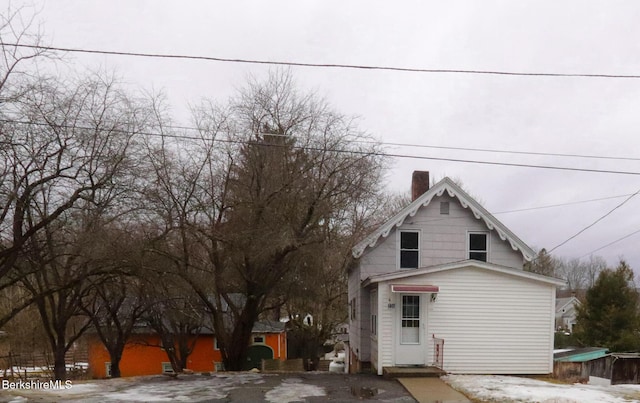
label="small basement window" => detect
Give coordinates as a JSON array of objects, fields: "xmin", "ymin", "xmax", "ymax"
[
  {"xmin": 400, "ymin": 230, "xmax": 419, "ymax": 269},
  {"xmin": 469, "ymin": 232, "xmax": 488, "ymax": 262},
  {"xmin": 162, "ymin": 362, "xmax": 174, "ymax": 374}
]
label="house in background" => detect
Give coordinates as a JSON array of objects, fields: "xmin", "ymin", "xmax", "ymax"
[
  {"xmin": 555, "ymin": 294, "xmax": 581, "ymax": 333},
  {"xmin": 348, "ymin": 171, "xmax": 565, "ymax": 375},
  {"xmin": 87, "ymin": 321, "xmax": 286, "ymax": 378}
]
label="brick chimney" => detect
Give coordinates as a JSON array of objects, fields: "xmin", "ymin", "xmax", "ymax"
[{"xmin": 411, "ymin": 171, "xmax": 430, "ymax": 201}]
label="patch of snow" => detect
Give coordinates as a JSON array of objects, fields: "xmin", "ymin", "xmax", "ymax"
[
  {"xmin": 444, "ymin": 375, "xmax": 640, "ymax": 403},
  {"xmin": 265, "ymin": 377, "xmax": 325, "ymax": 403},
  {"xmin": 554, "ymin": 349, "xmax": 574, "ymax": 354}
]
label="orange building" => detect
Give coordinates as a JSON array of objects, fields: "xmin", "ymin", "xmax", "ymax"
[{"xmin": 87, "ymin": 322, "xmax": 286, "ymax": 378}]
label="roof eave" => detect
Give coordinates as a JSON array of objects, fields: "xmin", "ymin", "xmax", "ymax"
[
  {"xmin": 363, "ymin": 260, "xmax": 566, "ymax": 287},
  {"xmin": 352, "ymin": 177, "xmax": 535, "ymax": 261}
]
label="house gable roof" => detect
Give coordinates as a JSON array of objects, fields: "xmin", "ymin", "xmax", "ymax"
[
  {"xmin": 352, "ymin": 177, "xmax": 535, "ymax": 261},
  {"xmin": 556, "ymin": 296, "xmax": 581, "ymax": 313},
  {"xmin": 362, "ymin": 259, "xmax": 566, "ymax": 287}
]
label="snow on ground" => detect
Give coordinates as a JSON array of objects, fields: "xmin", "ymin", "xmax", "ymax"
[
  {"xmin": 444, "ymin": 374, "xmax": 640, "ymax": 403},
  {"xmin": 264, "ymin": 377, "xmax": 325, "ymax": 403},
  {"xmin": 1, "ymin": 373, "xmax": 269, "ymax": 402},
  {"xmin": 5, "ymin": 372, "xmax": 640, "ymax": 402}
]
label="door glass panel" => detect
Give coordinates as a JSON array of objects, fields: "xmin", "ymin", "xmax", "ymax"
[{"xmin": 401, "ymin": 295, "xmax": 420, "ymax": 344}]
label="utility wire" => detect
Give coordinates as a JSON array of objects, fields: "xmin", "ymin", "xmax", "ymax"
[
  {"xmin": 3, "ymin": 118, "xmax": 640, "ymax": 176},
  {"xmin": 493, "ymin": 194, "xmax": 634, "ymax": 214},
  {"xmin": 379, "ymin": 142, "xmax": 640, "ymax": 162},
  {"xmin": 548, "ymin": 189, "xmax": 640, "ymax": 253},
  {"xmin": 4, "ymin": 112, "xmax": 636, "ymax": 163},
  {"xmin": 580, "ymin": 227, "xmax": 640, "ymax": 258},
  {"xmin": 6, "ymin": 42, "xmax": 640, "ymax": 79},
  {"xmin": 6, "ymin": 115, "xmax": 640, "ymax": 259}
]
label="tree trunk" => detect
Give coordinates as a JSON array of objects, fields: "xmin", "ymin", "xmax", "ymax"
[
  {"xmin": 222, "ymin": 298, "xmax": 260, "ymax": 371},
  {"xmin": 53, "ymin": 348, "xmax": 67, "ymax": 381},
  {"xmin": 108, "ymin": 349, "xmax": 123, "ymax": 378}
]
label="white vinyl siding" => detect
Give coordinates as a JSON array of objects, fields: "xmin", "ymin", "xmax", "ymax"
[
  {"xmin": 369, "ymin": 288, "xmax": 379, "ymax": 372},
  {"xmin": 377, "ymin": 283, "xmax": 393, "ymax": 374},
  {"xmin": 356, "ymin": 195, "xmax": 524, "ymax": 283},
  {"xmin": 350, "ymin": 193, "xmax": 530, "ymax": 373},
  {"xmin": 376, "ymin": 265, "xmax": 555, "ymax": 374}
]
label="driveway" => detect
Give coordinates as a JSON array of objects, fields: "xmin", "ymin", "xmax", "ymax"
[{"xmin": 0, "ymin": 372, "xmax": 416, "ymax": 402}]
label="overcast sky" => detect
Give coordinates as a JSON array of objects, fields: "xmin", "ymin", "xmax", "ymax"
[{"xmin": 15, "ymin": 0, "xmax": 640, "ymax": 271}]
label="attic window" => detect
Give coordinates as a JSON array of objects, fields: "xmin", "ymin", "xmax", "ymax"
[
  {"xmin": 399, "ymin": 231, "xmax": 419, "ymax": 269},
  {"xmin": 469, "ymin": 232, "xmax": 488, "ymax": 262},
  {"xmin": 440, "ymin": 202, "xmax": 450, "ymax": 215}
]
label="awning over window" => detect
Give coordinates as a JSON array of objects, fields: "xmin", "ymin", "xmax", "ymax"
[{"xmin": 391, "ymin": 284, "xmax": 439, "ymax": 293}]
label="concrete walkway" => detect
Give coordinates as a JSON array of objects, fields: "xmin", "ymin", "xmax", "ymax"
[{"xmin": 398, "ymin": 378, "xmax": 471, "ymax": 403}]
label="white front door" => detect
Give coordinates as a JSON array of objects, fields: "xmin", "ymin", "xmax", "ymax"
[{"xmin": 395, "ymin": 294, "xmax": 425, "ymax": 365}]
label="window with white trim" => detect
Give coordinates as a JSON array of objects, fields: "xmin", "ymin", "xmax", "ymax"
[
  {"xmin": 162, "ymin": 362, "xmax": 174, "ymax": 374},
  {"xmin": 399, "ymin": 230, "xmax": 420, "ymax": 269},
  {"xmin": 468, "ymin": 232, "xmax": 488, "ymax": 262},
  {"xmin": 253, "ymin": 335, "xmax": 265, "ymax": 344}
]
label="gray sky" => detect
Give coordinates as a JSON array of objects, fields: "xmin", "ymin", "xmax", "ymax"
[{"xmin": 16, "ymin": 0, "xmax": 640, "ymax": 270}]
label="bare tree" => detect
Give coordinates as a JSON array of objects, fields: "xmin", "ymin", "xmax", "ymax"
[
  {"xmin": 142, "ymin": 270, "xmax": 204, "ymax": 375},
  {"xmin": 179, "ymin": 70, "xmax": 386, "ymax": 370},
  {"xmin": 0, "ymin": 68, "xmax": 151, "ymax": 327},
  {"xmin": 137, "ymin": 70, "xmax": 385, "ymax": 371},
  {"xmin": 82, "ymin": 228, "xmax": 149, "ymax": 379},
  {"xmin": 556, "ymin": 255, "xmax": 607, "ymax": 291},
  {"xmin": 0, "ymin": 3, "xmax": 55, "ymax": 104},
  {"xmin": 5, "ymin": 70, "xmax": 149, "ymax": 379}
]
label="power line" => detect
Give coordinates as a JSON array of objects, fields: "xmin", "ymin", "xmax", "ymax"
[
  {"xmin": 4, "ymin": 118, "xmax": 640, "ymax": 176},
  {"xmin": 6, "ymin": 115, "xmax": 640, "ymax": 259},
  {"xmin": 7, "ymin": 113, "xmax": 636, "ymax": 163},
  {"xmin": 580, "ymin": 227, "xmax": 640, "ymax": 258},
  {"xmin": 5, "ymin": 42, "xmax": 640, "ymax": 79},
  {"xmin": 380, "ymin": 142, "xmax": 640, "ymax": 162},
  {"xmin": 493, "ymin": 194, "xmax": 634, "ymax": 214},
  {"xmin": 548, "ymin": 189, "xmax": 640, "ymax": 253}
]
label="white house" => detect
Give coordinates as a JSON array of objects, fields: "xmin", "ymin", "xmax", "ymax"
[
  {"xmin": 348, "ymin": 172, "xmax": 565, "ymax": 375},
  {"xmin": 555, "ymin": 295, "xmax": 581, "ymax": 333}
]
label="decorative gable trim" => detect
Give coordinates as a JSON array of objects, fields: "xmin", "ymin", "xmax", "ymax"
[{"xmin": 352, "ymin": 177, "xmax": 535, "ymax": 261}]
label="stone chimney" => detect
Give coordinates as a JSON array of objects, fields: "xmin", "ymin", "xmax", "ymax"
[{"xmin": 411, "ymin": 171, "xmax": 430, "ymax": 201}]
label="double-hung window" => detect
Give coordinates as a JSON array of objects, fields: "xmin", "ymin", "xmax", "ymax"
[
  {"xmin": 468, "ymin": 232, "xmax": 488, "ymax": 262},
  {"xmin": 400, "ymin": 230, "xmax": 420, "ymax": 269}
]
